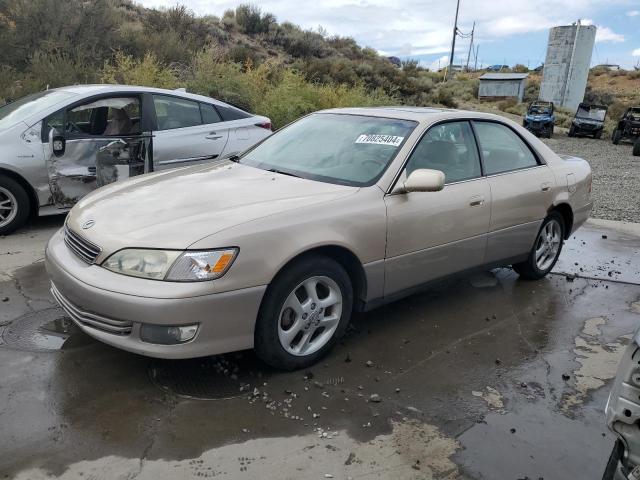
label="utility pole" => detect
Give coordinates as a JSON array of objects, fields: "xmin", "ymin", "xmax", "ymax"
[
  {"xmin": 465, "ymin": 21, "xmax": 475, "ymax": 71},
  {"xmin": 446, "ymin": 0, "xmax": 461, "ymax": 80},
  {"xmin": 474, "ymin": 44, "xmax": 480, "ymax": 71}
]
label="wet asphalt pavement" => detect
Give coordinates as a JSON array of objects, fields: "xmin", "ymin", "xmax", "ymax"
[{"xmin": 1, "ymin": 216, "xmax": 639, "ymax": 479}]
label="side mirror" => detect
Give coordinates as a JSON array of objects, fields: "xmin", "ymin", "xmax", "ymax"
[
  {"xmin": 402, "ymin": 169, "xmax": 445, "ymax": 193},
  {"xmin": 49, "ymin": 128, "xmax": 65, "ymax": 157}
]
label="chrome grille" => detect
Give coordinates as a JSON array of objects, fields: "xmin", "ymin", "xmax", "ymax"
[
  {"xmin": 51, "ymin": 283, "xmax": 133, "ymax": 335},
  {"xmin": 64, "ymin": 226, "xmax": 101, "ymax": 264}
]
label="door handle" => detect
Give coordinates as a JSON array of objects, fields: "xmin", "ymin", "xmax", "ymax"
[
  {"xmin": 540, "ymin": 182, "xmax": 552, "ymax": 192},
  {"xmin": 205, "ymin": 132, "xmax": 223, "ymax": 140},
  {"xmin": 469, "ymin": 195, "xmax": 485, "ymax": 207}
]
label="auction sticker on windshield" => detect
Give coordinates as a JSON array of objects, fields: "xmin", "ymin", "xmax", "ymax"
[{"xmin": 355, "ymin": 134, "xmax": 404, "ymax": 147}]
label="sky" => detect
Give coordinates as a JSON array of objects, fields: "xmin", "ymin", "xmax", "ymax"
[{"xmin": 139, "ymin": 0, "xmax": 640, "ymax": 69}]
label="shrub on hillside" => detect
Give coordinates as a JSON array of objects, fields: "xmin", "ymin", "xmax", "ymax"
[
  {"xmin": 235, "ymin": 4, "xmax": 274, "ymax": 35},
  {"xmin": 433, "ymin": 87, "xmax": 458, "ymax": 108},
  {"xmin": 101, "ymin": 52, "xmax": 179, "ymax": 89},
  {"xmin": 497, "ymin": 98, "xmax": 518, "ymax": 112},
  {"xmin": 583, "ymin": 87, "xmax": 616, "ymax": 106},
  {"xmin": 28, "ymin": 50, "xmax": 92, "ymax": 89},
  {"xmin": 523, "ymin": 82, "xmax": 540, "ymax": 103}
]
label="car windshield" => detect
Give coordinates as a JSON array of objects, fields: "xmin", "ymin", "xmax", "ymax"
[
  {"xmin": 0, "ymin": 90, "xmax": 76, "ymax": 130},
  {"xmin": 239, "ymin": 113, "xmax": 417, "ymax": 187},
  {"xmin": 577, "ymin": 106, "xmax": 606, "ymax": 121}
]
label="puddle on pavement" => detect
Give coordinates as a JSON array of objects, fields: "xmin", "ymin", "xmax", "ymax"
[
  {"xmin": 469, "ymin": 270, "xmax": 499, "ymax": 288},
  {"xmin": 472, "ymin": 386, "xmax": 505, "ymax": 410},
  {"xmin": 561, "ymin": 316, "xmax": 630, "ymax": 413},
  {"xmin": 149, "ymin": 355, "xmax": 273, "ymax": 400},
  {"xmin": 11, "ymin": 419, "xmax": 460, "ymax": 480},
  {"xmin": 1, "ymin": 308, "xmax": 79, "ymax": 352}
]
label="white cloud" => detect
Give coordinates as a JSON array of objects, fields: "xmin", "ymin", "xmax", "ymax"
[
  {"xmin": 138, "ymin": 0, "xmax": 631, "ymax": 56},
  {"xmin": 632, "ymin": 48, "xmax": 640, "ymax": 56},
  {"xmin": 596, "ymin": 26, "xmax": 625, "ymax": 43},
  {"xmin": 627, "ymin": 10, "xmax": 640, "ymax": 16}
]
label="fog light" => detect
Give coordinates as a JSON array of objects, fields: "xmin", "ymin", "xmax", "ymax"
[{"xmin": 140, "ymin": 324, "xmax": 198, "ymax": 345}]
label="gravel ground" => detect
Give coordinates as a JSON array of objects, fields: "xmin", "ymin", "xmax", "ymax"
[{"xmin": 542, "ymin": 135, "xmax": 640, "ymax": 223}]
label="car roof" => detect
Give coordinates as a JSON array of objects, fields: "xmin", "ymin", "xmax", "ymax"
[
  {"xmin": 316, "ymin": 106, "xmax": 511, "ymax": 123},
  {"xmin": 49, "ymin": 84, "xmax": 239, "ymax": 108}
]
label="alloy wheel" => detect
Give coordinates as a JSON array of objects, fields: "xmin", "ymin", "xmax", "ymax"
[
  {"xmin": 535, "ymin": 219, "xmax": 561, "ymax": 271},
  {"xmin": 277, "ymin": 276, "xmax": 343, "ymax": 356},
  {"xmin": 0, "ymin": 186, "xmax": 17, "ymax": 229}
]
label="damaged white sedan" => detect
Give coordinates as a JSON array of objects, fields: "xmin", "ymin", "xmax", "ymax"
[{"xmin": 0, "ymin": 85, "xmax": 271, "ymax": 234}]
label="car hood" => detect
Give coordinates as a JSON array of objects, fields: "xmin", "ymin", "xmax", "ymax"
[{"xmin": 67, "ymin": 161, "xmax": 357, "ymax": 252}]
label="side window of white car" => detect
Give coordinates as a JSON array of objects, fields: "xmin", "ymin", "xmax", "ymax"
[
  {"xmin": 67, "ymin": 97, "xmax": 141, "ymax": 137},
  {"xmin": 473, "ymin": 121, "xmax": 539, "ymax": 175},
  {"xmin": 405, "ymin": 121, "xmax": 481, "ymax": 184},
  {"xmin": 153, "ymin": 95, "xmax": 202, "ymax": 130},
  {"xmin": 43, "ymin": 97, "xmax": 141, "ymax": 140},
  {"xmin": 200, "ymin": 103, "xmax": 222, "ymax": 124}
]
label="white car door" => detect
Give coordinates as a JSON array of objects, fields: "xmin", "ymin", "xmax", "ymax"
[{"xmin": 151, "ymin": 95, "xmax": 230, "ymax": 170}]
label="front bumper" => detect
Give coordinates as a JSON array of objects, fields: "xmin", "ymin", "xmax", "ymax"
[{"xmin": 45, "ymin": 228, "xmax": 267, "ymax": 359}]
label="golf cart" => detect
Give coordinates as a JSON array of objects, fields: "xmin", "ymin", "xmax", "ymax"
[
  {"xmin": 612, "ymin": 106, "xmax": 640, "ymax": 155},
  {"xmin": 523, "ymin": 101, "xmax": 554, "ymax": 138},
  {"xmin": 568, "ymin": 103, "xmax": 607, "ymax": 139}
]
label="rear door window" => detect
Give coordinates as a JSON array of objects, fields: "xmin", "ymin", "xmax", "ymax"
[
  {"xmin": 472, "ymin": 121, "xmax": 539, "ymax": 175},
  {"xmin": 153, "ymin": 95, "xmax": 202, "ymax": 130},
  {"xmin": 200, "ymin": 103, "xmax": 222, "ymax": 124}
]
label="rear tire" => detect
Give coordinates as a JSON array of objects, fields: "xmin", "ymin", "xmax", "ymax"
[
  {"xmin": 612, "ymin": 129, "xmax": 621, "ymax": 144},
  {"xmin": 254, "ymin": 254, "xmax": 353, "ymax": 370},
  {"xmin": 513, "ymin": 212, "xmax": 565, "ymax": 280},
  {"xmin": 0, "ymin": 175, "xmax": 30, "ymax": 236},
  {"xmin": 633, "ymin": 141, "xmax": 640, "ymax": 157},
  {"xmin": 595, "ymin": 130, "xmax": 602, "ymax": 139}
]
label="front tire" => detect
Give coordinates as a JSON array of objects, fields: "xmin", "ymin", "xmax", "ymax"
[
  {"xmin": 513, "ymin": 212, "xmax": 565, "ymax": 280},
  {"xmin": 633, "ymin": 140, "xmax": 640, "ymax": 157},
  {"xmin": 255, "ymin": 254, "xmax": 353, "ymax": 370},
  {"xmin": 612, "ymin": 129, "xmax": 621, "ymax": 144},
  {"xmin": 568, "ymin": 125, "xmax": 575, "ymax": 137},
  {"xmin": 0, "ymin": 175, "xmax": 30, "ymax": 235}
]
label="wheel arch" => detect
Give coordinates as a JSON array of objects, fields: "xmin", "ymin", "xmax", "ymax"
[
  {"xmin": 264, "ymin": 245, "xmax": 368, "ymax": 310},
  {"xmin": 549, "ymin": 203, "xmax": 573, "ymax": 239},
  {"xmin": 0, "ymin": 167, "xmax": 39, "ymax": 218}
]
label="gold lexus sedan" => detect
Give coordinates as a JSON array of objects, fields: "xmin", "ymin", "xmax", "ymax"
[{"xmin": 45, "ymin": 107, "xmax": 593, "ymax": 370}]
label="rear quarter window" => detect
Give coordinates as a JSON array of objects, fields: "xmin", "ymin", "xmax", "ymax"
[{"xmin": 216, "ymin": 104, "xmax": 252, "ymax": 121}]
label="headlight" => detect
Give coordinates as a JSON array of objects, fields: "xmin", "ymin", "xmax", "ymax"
[
  {"xmin": 102, "ymin": 248, "xmax": 238, "ymax": 281},
  {"xmin": 166, "ymin": 249, "xmax": 238, "ymax": 281}
]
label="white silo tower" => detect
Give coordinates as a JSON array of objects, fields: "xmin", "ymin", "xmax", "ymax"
[{"xmin": 539, "ymin": 22, "xmax": 596, "ymax": 111}]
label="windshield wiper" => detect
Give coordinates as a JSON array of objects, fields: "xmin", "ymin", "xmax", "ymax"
[{"xmin": 267, "ymin": 168, "xmax": 301, "ymax": 178}]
